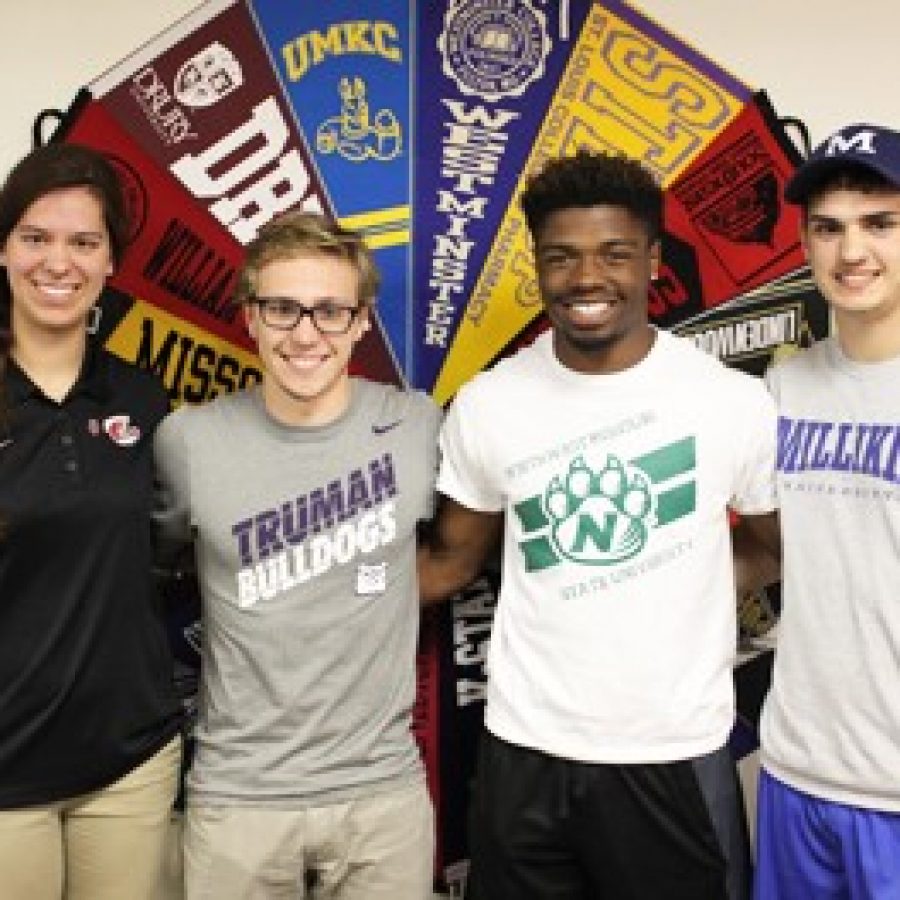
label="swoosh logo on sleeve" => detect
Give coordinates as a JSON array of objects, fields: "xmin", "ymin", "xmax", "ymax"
[
  {"xmin": 372, "ymin": 420, "xmax": 402, "ymax": 435},
  {"xmin": 0, "ymin": 438, "xmax": 12, "ymax": 450}
]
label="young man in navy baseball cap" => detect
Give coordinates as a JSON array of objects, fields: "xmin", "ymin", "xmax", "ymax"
[{"xmin": 755, "ymin": 123, "xmax": 900, "ymax": 899}]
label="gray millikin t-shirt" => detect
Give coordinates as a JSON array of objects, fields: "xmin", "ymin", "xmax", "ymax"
[{"xmin": 154, "ymin": 379, "xmax": 441, "ymax": 806}]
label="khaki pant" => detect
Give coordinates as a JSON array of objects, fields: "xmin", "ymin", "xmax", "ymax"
[
  {"xmin": 184, "ymin": 778, "xmax": 434, "ymax": 900},
  {"xmin": 0, "ymin": 736, "xmax": 181, "ymax": 900}
]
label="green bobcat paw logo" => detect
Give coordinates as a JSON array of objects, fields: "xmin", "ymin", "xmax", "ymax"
[
  {"xmin": 545, "ymin": 456, "xmax": 653, "ymax": 565},
  {"xmin": 514, "ymin": 437, "xmax": 696, "ymax": 572}
]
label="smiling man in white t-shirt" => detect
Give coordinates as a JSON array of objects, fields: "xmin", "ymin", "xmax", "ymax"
[{"xmin": 419, "ymin": 149, "xmax": 779, "ymax": 900}]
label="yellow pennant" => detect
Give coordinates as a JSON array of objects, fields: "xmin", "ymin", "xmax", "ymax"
[{"xmin": 105, "ymin": 298, "xmax": 263, "ymax": 407}]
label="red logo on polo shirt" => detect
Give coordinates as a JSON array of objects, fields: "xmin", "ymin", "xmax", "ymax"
[{"xmin": 103, "ymin": 414, "xmax": 141, "ymax": 447}]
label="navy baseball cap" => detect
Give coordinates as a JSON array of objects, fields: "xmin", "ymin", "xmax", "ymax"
[{"xmin": 784, "ymin": 123, "xmax": 900, "ymax": 203}]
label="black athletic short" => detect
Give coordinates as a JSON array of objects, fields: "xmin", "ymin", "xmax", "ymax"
[{"xmin": 466, "ymin": 732, "xmax": 750, "ymax": 900}]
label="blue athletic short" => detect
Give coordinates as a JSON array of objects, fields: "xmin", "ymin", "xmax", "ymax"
[{"xmin": 754, "ymin": 768, "xmax": 900, "ymax": 899}]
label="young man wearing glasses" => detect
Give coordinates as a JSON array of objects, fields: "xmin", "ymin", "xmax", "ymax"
[{"xmin": 154, "ymin": 211, "xmax": 439, "ymax": 899}]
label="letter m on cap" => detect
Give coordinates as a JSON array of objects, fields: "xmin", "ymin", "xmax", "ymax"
[{"xmin": 827, "ymin": 129, "xmax": 877, "ymax": 157}]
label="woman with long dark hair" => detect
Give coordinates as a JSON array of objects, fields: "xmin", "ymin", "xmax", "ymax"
[{"xmin": 0, "ymin": 143, "xmax": 182, "ymax": 900}]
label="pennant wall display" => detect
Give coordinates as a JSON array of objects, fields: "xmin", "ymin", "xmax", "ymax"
[
  {"xmin": 89, "ymin": 0, "xmax": 402, "ymax": 386},
  {"xmin": 427, "ymin": 0, "xmax": 751, "ymax": 403},
  {"xmin": 413, "ymin": 0, "xmax": 594, "ymax": 394},
  {"xmin": 251, "ymin": 0, "xmax": 413, "ymax": 374},
  {"xmin": 37, "ymin": 2, "xmax": 823, "ymax": 893}
]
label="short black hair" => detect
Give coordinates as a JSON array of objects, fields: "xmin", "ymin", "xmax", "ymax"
[
  {"xmin": 799, "ymin": 164, "xmax": 900, "ymax": 212},
  {"xmin": 520, "ymin": 149, "xmax": 663, "ymax": 243}
]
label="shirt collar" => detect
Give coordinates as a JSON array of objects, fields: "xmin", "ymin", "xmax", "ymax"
[{"xmin": 6, "ymin": 339, "xmax": 112, "ymax": 406}]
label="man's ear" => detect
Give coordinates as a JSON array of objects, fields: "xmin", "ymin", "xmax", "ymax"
[
  {"xmin": 355, "ymin": 305, "xmax": 371, "ymax": 336},
  {"xmin": 650, "ymin": 240, "xmax": 661, "ymax": 280},
  {"xmin": 798, "ymin": 216, "xmax": 810, "ymax": 256},
  {"xmin": 244, "ymin": 303, "xmax": 258, "ymax": 342}
]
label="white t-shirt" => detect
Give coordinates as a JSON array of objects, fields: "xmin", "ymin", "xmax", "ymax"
[
  {"xmin": 760, "ymin": 337, "xmax": 900, "ymax": 812},
  {"xmin": 438, "ymin": 329, "xmax": 777, "ymax": 763}
]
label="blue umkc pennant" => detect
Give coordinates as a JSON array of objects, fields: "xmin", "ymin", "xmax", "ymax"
[{"xmin": 250, "ymin": 0, "xmax": 411, "ymax": 378}]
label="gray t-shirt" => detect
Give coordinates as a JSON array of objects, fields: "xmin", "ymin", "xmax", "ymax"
[
  {"xmin": 154, "ymin": 379, "xmax": 441, "ymax": 806},
  {"xmin": 760, "ymin": 337, "xmax": 900, "ymax": 812}
]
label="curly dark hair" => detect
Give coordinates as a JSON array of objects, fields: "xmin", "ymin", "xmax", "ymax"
[{"xmin": 520, "ymin": 149, "xmax": 663, "ymax": 243}]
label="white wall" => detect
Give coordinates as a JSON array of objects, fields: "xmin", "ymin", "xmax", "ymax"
[
  {"xmin": 0, "ymin": 0, "xmax": 197, "ymax": 172},
  {"xmin": 636, "ymin": 0, "xmax": 895, "ymax": 144},
  {"xmin": 1, "ymin": 0, "xmax": 895, "ymax": 178}
]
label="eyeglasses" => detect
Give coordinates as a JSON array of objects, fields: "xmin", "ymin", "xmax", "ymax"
[{"xmin": 251, "ymin": 296, "xmax": 361, "ymax": 334}]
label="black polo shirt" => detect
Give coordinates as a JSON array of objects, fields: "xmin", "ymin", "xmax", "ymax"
[{"xmin": 0, "ymin": 345, "xmax": 182, "ymax": 808}]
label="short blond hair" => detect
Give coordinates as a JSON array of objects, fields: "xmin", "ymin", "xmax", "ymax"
[{"xmin": 236, "ymin": 211, "xmax": 380, "ymax": 308}]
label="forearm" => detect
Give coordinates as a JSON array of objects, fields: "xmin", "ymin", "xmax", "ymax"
[
  {"xmin": 416, "ymin": 499, "xmax": 502, "ymax": 605},
  {"xmin": 731, "ymin": 511, "xmax": 782, "ymax": 595},
  {"xmin": 417, "ymin": 543, "xmax": 482, "ymax": 605}
]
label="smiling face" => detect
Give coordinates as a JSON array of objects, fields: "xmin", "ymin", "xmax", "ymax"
[
  {"xmin": 535, "ymin": 204, "xmax": 658, "ymax": 373},
  {"xmin": 1, "ymin": 185, "xmax": 113, "ymax": 339},
  {"xmin": 245, "ymin": 252, "xmax": 370, "ymax": 426},
  {"xmin": 803, "ymin": 186, "xmax": 900, "ymax": 344}
]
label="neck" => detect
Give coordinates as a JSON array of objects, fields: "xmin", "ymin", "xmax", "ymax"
[
  {"xmin": 834, "ymin": 307, "xmax": 900, "ymax": 363},
  {"xmin": 261, "ymin": 378, "xmax": 353, "ymax": 427},
  {"xmin": 11, "ymin": 323, "xmax": 87, "ymax": 402},
  {"xmin": 554, "ymin": 325, "xmax": 656, "ymax": 374}
]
